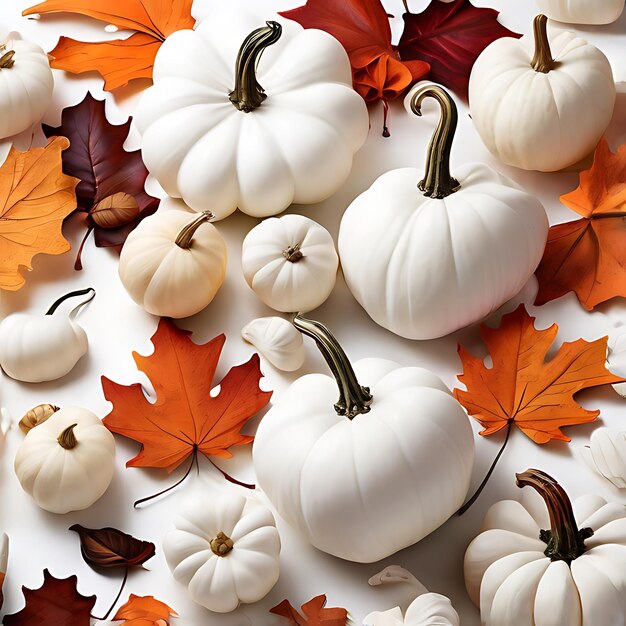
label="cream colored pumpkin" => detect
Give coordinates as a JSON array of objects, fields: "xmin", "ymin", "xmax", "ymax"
[
  {"xmin": 535, "ymin": 0, "xmax": 624, "ymax": 24},
  {"xmin": 469, "ymin": 15, "xmax": 615, "ymax": 172},
  {"xmin": 14, "ymin": 407, "xmax": 116, "ymax": 514},
  {"xmin": 119, "ymin": 200, "xmax": 227, "ymax": 319}
]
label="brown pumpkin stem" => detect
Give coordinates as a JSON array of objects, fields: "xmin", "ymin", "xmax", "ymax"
[
  {"xmin": 293, "ymin": 314, "xmax": 373, "ymax": 419},
  {"xmin": 0, "ymin": 50, "xmax": 15, "ymax": 69},
  {"xmin": 46, "ymin": 287, "xmax": 96, "ymax": 315},
  {"xmin": 229, "ymin": 21, "xmax": 282, "ymax": 112},
  {"xmin": 516, "ymin": 469, "xmax": 593, "ymax": 563},
  {"xmin": 211, "ymin": 532, "xmax": 234, "ymax": 556},
  {"xmin": 531, "ymin": 15, "xmax": 556, "ymax": 73},
  {"xmin": 174, "ymin": 211, "xmax": 214, "ymax": 249},
  {"xmin": 58, "ymin": 424, "xmax": 78, "ymax": 450},
  {"xmin": 283, "ymin": 243, "xmax": 304, "ymax": 262},
  {"xmin": 410, "ymin": 85, "xmax": 461, "ymax": 199}
]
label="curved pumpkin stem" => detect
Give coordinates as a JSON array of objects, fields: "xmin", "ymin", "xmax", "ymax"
[
  {"xmin": 531, "ymin": 15, "xmax": 556, "ymax": 74},
  {"xmin": 175, "ymin": 211, "xmax": 213, "ymax": 249},
  {"xmin": 46, "ymin": 287, "xmax": 96, "ymax": 316},
  {"xmin": 0, "ymin": 49, "xmax": 15, "ymax": 69}
]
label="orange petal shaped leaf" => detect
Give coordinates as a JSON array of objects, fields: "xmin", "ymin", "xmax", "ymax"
[
  {"xmin": 114, "ymin": 594, "xmax": 177, "ymax": 625},
  {"xmin": 271, "ymin": 594, "xmax": 348, "ymax": 625}
]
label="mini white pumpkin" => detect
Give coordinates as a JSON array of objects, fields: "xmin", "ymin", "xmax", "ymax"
[
  {"xmin": 607, "ymin": 328, "xmax": 626, "ymax": 397},
  {"xmin": 14, "ymin": 406, "xmax": 116, "ymax": 514},
  {"xmin": 0, "ymin": 288, "xmax": 94, "ymax": 383},
  {"xmin": 119, "ymin": 200, "xmax": 227, "ymax": 319},
  {"xmin": 465, "ymin": 468, "xmax": 626, "ymax": 625},
  {"xmin": 135, "ymin": 13, "xmax": 369, "ymax": 220},
  {"xmin": 242, "ymin": 214, "xmax": 339, "ymax": 313},
  {"xmin": 241, "ymin": 316, "xmax": 305, "ymax": 371},
  {"xmin": 579, "ymin": 428, "xmax": 626, "ymax": 489},
  {"xmin": 339, "ymin": 85, "xmax": 548, "ymax": 340},
  {"xmin": 469, "ymin": 15, "xmax": 615, "ymax": 172},
  {"xmin": 0, "ymin": 33, "xmax": 53, "ymax": 140},
  {"xmin": 254, "ymin": 315, "xmax": 474, "ymax": 563},
  {"xmin": 535, "ymin": 0, "xmax": 624, "ymax": 24},
  {"xmin": 163, "ymin": 488, "xmax": 281, "ymax": 613}
]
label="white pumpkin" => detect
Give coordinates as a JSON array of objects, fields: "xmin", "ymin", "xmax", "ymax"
[
  {"xmin": 607, "ymin": 328, "xmax": 626, "ymax": 397},
  {"xmin": 14, "ymin": 406, "xmax": 116, "ymax": 514},
  {"xmin": 339, "ymin": 85, "xmax": 548, "ymax": 340},
  {"xmin": 0, "ymin": 288, "xmax": 94, "ymax": 383},
  {"xmin": 469, "ymin": 15, "xmax": 615, "ymax": 172},
  {"xmin": 465, "ymin": 468, "xmax": 626, "ymax": 626},
  {"xmin": 241, "ymin": 316, "xmax": 305, "ymax": 371},
  {"xmin": 119, "ymin": 200, "xmax": 227, "ymax": 318},
  {"xmin": 0, "ymin": 33, "xmax": 53, "ymax": 140},
  {"xmin": 535, "ymin": 0, "xmax": 624, "ymax": 24},
  {"xmin": 579, "ymin": 428, "xmax": 626, "ymax": 489},
  {"xmin": 253, "ymin": 315, "xmax": 474, "ymax": 563},
  {"xmin": 163, "ymin": 488, "xmax": 281, "ymax": 613},
  {"xmin": 242, "ymin": 214, "xmax": 339, "ymax": 313}
]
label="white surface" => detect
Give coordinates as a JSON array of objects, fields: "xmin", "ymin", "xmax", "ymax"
[{"xmin": 1, "ymin": 0, "xmax": 626, "ymax": 624}]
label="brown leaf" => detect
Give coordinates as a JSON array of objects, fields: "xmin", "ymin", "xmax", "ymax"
[
  {"xmin": 90, "ymin": 192, "xmax": 140, "ymax": 229},
  {"xmin": 113, "ymin": 594, "xmax": 177, "ymax": 625},
  {"xmin": 271, "ymin": 595, "xmax": 348, "ymax": 625},
  {"xmin": 19, "ymin": 404, "xmax": 59, "ymax": 434}
]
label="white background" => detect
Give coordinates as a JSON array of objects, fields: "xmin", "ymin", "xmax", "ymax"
[{"xmin": 1, "ymin": 0, "xmax": 626, "ymax": 624}]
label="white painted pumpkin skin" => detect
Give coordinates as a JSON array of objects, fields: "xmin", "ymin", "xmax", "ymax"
[
  {"xmin": 119, "ymin": 200, "xmax": 227, "ymax": 319},
  {"xmin": 242, "ymin": 214, "xmax": 338, "ymax": 313},
  {"xmin": 14, "ymin": 407, "xmax": 116, "ymax": 514},
  {"xmin": 254, "ymin": 316, "xmax": 474, "ymax": 563},
  {"xmin": 535, "ymin": 0, "xmax": 624, "ymax": 24},
  {"xmin": 0, "ymin": 35, "xmax": 53, "ymax": 140},
  {"xmin": 163, "ymin": 489, "xmax": 281, "ymax": 613},
  {"xmin": 469, "ymin": 16, "xmax": 615, "ymax": 172},
  {"xmin": 135, "ymin": 12, "xmax": 369, "ymax": 220},
  {"xmin": 465, "ymin": 469, "xmax": 626, "ymax": 626}
]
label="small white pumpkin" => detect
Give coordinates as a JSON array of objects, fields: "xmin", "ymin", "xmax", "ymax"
[
  {"xmin": 607, "ymin": 328, "xmax": 626, "ymax": 397},
  {"xmin": 339, "ymin": 85, "xmax": 548, "ymax": 340},
  {"xmin": 469, "ymin": 15, "xmax": 616, "ymax": 172},
  {"xmin": 241, "ymin": 316, "xmax": 305, "ymax": 371},
  {"xmin": 535, "ymin": 0, "xmax": 624, "ymax": 24},
  {"xmin": 136, "ymin": 13, "xmax": 368, "ymax": 220},
  {"xmin": 242, "ymin": 214, "xmax": 338, "ymax": 313},
  {"xmin": 163, "ymin": 488, "xmax": 281, "ymax": 613},
  {"xmin": 118, "ymin": 200, "xmax": 227, "ymax": 319},
  {"xmin": 465, "ymin": 468, "xmax": 626, "ymax": 625},
  {"xmin": 0, "ymin": 288, "xmax": 94, "ymax": 383},
  {"xmin": 14, "ymin": 406, "xmax": 116, "ymax": 514},
  {"xmin": 254, "ymin": 315, "xmax": 474, "ymax": 563},
  {"xmin": 0, "ymin": 33, "xmax": 53, "ymax": 140},
  {"xmin": 579, "ymin": 428, "xmax": 626, "ymax": 489}
]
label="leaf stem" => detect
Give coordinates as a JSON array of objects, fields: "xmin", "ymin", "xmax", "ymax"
[
  {"xmin": 74, "ymin": 227, "xmax": 93, "ymax": 271},
  {"xmin": 91, "ymin": 567, "xmax": 128, "ymax": 621},
  {"xmin": 209, "ymin": 458, "xmax": 255, "ymax": 490},
  {"xmin": 402, "ymin": 0, "xmax": 410, "ymax": 13},
  {"xmin": 382, "ymin": 100, "xmax": 391, "ymax": 138}
]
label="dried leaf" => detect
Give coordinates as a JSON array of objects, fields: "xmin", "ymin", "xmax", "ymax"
[
  {"xmin": 22, "ymin": 0, "xmax": 196, "ymax": 90},
  {"xmin": 113, "ymin": 594, "xmax": 177, "ymax": 625},
  {"xmin": 90, "ymin": 192, "xmax": 140, "ymax": 229},
  {"xmin": 271, "ymin": 595, "xmax": 348, "ymax": 626},
  {"xmin": 535, "ymin": 140, "xmax": 626, "ymax": 310},
  {"xmin": 0, "ymin": 137, "xmax": 78, "ymax": 291},
  {"xmin": 3, "ymin": 569, "xmax": 96, "ymax": 626},
  {"xmin": 19, "ymin": 404, "xmax": 59, "ymax": 434}
]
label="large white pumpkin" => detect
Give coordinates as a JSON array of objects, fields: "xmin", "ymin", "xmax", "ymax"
[
  {"xmin": 253, "ymin": 315, "xmax": 474, "ymax": 563},
  {"xmin": 135, "ymin": 12, "xmax": 369, "ymax": 220},
  {"xmin": 339, "ymin": 85, "xmax": 548, "ymax": 340},
  {"xmin": 465, "ymin": 468, "xmax": 626, "ymax": 625},
  {"xmin": 14, "ymin": 407, "xmax": 116, "ymax": 514},
  {"xmin": 535, "ymin": 0, "xmax": 624, "ymax": 24},
  {"xmin": 469, "ymin": 15, "xmax": 615, "ymax": 172}
]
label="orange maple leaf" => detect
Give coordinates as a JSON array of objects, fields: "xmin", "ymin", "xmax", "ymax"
[
  {"xmin": 0, "ymin": 137, "xmax": 78, "ymax": 291},
  {"xmin": 113, "ymin": 594, "xmax": 176, "ymax": 626},
  {"xmin": 102, "ymin": 318, "xmax": 272, "ymax": 473},
  {"xmin": 271, "ymin": 595, "xmax": 348, "ymax": 626},
  {"xmin": 535, "ymin": 139, "xmax": 626, "ymax": 310},
  {"xmin": 23, "ymin": 0, "xmax": 195, "ymax": 90}
]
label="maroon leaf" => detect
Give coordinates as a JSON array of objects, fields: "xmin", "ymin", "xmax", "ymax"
[
  {"xmin": 43, "ymin": 92, "xmax": 159, "ymax": 269},
  {"xmin": 398, "ymin": 0, "xmax": 521, "ymax": 99},
  {"xmin": 3, "ymin": 569, "xmax": 96, "ymax": 626}
]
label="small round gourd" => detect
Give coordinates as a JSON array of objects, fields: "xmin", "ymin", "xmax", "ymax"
[
  {"xmin": 465, "ymin": 469, "xmax": 626, "ymax": 625},
  {"xmin": 14, "ymin": 406, "xmax": 116, "ymax": 514},
  {"xmin": 535, "ymin": 0, "xmax": 624, "ymax": 24},
  {"xmin": 254, "ymin": 315, "xmax": 474, "ymax": 563},
  {"xmin": 0, "ymin": 33, "xmax": 54, "ymax": 140},
  {"xmin": 135, "ymin": 13, "xmax": 369, "ymax": 219},
  {"xmin": 118, "ymin": 200, "xmax": 227, "ymax": 318},
  {"xmin": 0, "ymin": 288, "xmax": 94, "ymax": 383},
  {"xmin": 339, "ymin": 85, "xmax": 548, "ymax": 340},
  {"xmin": 163, "ymin": 489, "xmax": 281, "ymax": 613},
  {"xmin": 242, "ymin": 214, "xmax": 338, "ymax": 313},
  {"xmin": 469, "ymin": 15, "xmax": 615, "ymax": 172}
]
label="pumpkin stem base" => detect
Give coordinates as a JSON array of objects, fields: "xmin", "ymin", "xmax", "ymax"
[
  {"xmin": 211, "ymin": 532, "xmax": 234, "ymax": 556},
  {"xmin": 283, "ymin": 243, "xmax": 304, "ymax": 262},
  {"xmin": 531, "ymin": 15, "xmax": 557, "ymax": 74}
]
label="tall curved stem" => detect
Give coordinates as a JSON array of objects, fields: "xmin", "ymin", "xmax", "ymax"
[
  {"xmin": 531, "ymin": 15, "xmax": 556, "ymax": 73},
  {"xmin": 175, "ymin": 211, "xmax": 213, "ymax": 248},
  {"xmin": 46, "ymin": 287, "xmax": 96, "ymax": 315}
]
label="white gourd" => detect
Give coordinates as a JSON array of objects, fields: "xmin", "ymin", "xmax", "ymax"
[
  {"xmin": 607, "ymin": 328, "xmax": 626, "ymax": 397},
  {"xmin": 14, "ymin": 407, "xmax": 116, "ymax": 514},
  {"xmin": 118, "ymin": 200, "xmax": 227, "ymax": 319},
  {"xmin": 242, "ymin": 214, "xmax": 339, "ymax": 313},
  {"xmin": 339, "ymin": 85, "xmax": 548, "ymax": 340},
  {"xmin": 0, "ymin": 33, "xmax": 53, "ymax": 140},
  {"xmin": 535, "ymin": 0, "xmax": 624, "ymax": 24},
  {"xmin": 0, "ymin": 288, "xmax": 94, "ymax": 383},
  {"xmin": 469, "ymin": 15, "xmax": 616, "ymax": 172},
  {"xmin": 163, "ymin": 488, "xmax": 281, "ymax": 613},
  {"xmin": 579, "ymin": 428, "xmax": 626, "ymax": 489},
  {"xmin": 135, "ymin": 12, "xmax": 369, "ymax": 220},
  {"xmin": 465, "ymin": 469, "xmax": 626, "ymax": 626},
  {"xmin": 241, "ymin": 317, "xmax": 305, "ymax": 371},
  {"xmin": 254, "ymin": 315, "xmax": 474, "ymax": 563}
]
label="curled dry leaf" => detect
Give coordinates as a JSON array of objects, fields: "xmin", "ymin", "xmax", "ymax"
[
  {"xmin": 271, "ymin": 594, "xmax": 348, "ymax": 625},
  {"xmin": 113, "ymin": 594, "xmax": 177, "ymax": 625},
  {"xmin": 19, "ymin": 403, "xmax": 59, "ymax": 434}
]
